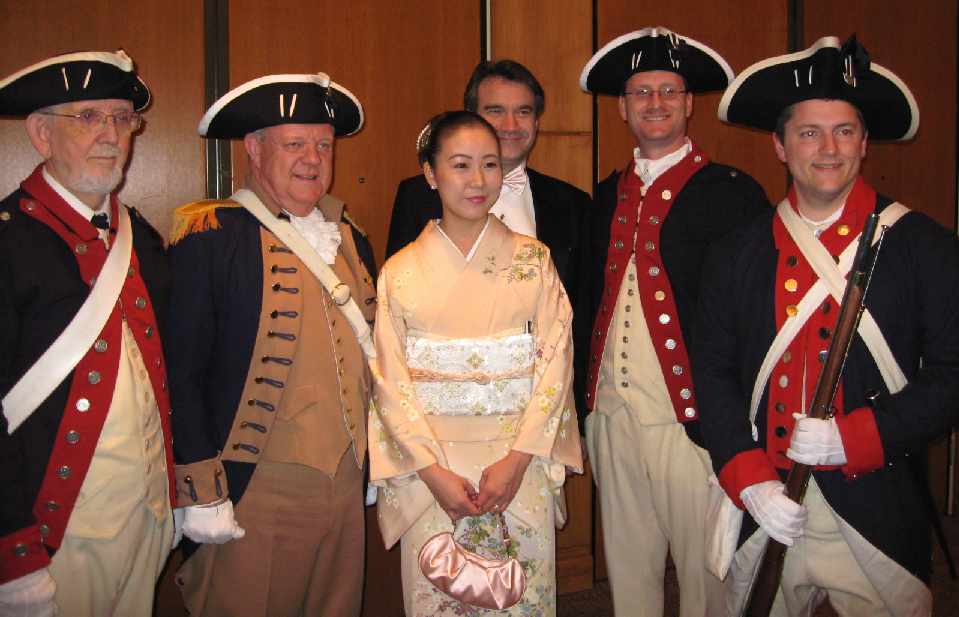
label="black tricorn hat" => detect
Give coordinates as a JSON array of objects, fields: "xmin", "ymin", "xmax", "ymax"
[
  {"xmin": 719, "ymin": 36, "xmax": 919, "ymax": 141},
  {"xmin": 580, "ymin": 26, "xmax": 734, "ymax": 95},
  {"xmin": 0, "ymin": 50, "xmax": 150, "ymax": 115},
  {"xmin": 198, "ymin": 73, "xmax": 363, "ymax": 139}
]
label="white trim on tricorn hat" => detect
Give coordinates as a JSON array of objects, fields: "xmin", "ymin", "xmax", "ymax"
[
  {"xmin": 580, "ymin": 26, "xmax": 734, "ymax": 95},
  {"xmin": 718, "ymin": 35, "xmax": 919, "ymax": 141},
  {"xmin": 198, "ymin": 72, "xmax": 364, "ymax": 139},
  {"xmin": 0, "ymin": 50, "xmax": 150, "ymax": 115}
]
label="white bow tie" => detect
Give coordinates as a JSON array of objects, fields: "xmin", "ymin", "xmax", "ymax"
[{"xmin": 501, "ymin": 165, "xmax": 529, "ymax": 195}]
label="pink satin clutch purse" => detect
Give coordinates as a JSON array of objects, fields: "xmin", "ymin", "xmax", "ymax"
[{"xmin": 418, "ymin": 512, "xmax": 526, "ymax": 610}]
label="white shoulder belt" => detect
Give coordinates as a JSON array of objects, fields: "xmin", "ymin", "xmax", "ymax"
[
  {"xmin": 231, "ymin": 189, "xmax": 376, "ymax": 359},
  {"xmin": 748, "ymin": 200, "xmax": 910, "ymax": 430},
  {"xmin": 4, "ymin": 206, "xmax": 133, "ymax": 434}
]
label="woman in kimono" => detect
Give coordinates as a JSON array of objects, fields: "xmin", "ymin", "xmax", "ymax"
[{"xmin": 369, "ymin": 111, "xmax": 583, "ymax": 617}]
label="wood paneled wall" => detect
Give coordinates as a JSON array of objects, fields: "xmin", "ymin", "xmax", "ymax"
[{"xmin": 0, "ymin": 1, "xmax": 206, "ymax": 239}]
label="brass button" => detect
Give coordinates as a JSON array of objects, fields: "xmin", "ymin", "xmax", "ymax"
[
  {"xmin": 778, "ymin": 375, "xmax": 789, "ymax": 388},
  {"xmin": 672, "ymin": 365, "xmax": 683, "ymax": 375},
  {"xmin": 819, "ymin": 349, "xmax": 828, "ymax": 362},
  {"xmin": 88, "ymin": 371, "xmax": 101, "ymax": 384},
  {"xmin": 614, "ymin": 240, "xmax": 624, "ymax": 249},
  {"xmin": 135, "ymin": 297, "xmax": 147, "ymax": 309},
  {"xmin": 25, "ymin": 202, "xmax": 36, "ymax": 211},
  {"xmin": 654, "ymin": 290, "xmax": 666, "ymax": 301},
  {"xmin": 786, "ymin": 255, "xmax": 798, "ymax": 267},
  {"xmin": 679, "ymin": 388, "xmax": 692, "ymax": 400},
  {"xmin": 694, "ymin": 155, "xmax": 703, "ymax": 163},
  {"xmin": 661, "ymin": 189, "xmax": 672, "ymax": 200},
  {"xmin": 0, "ymin": 212, "xmax": 10, "ymax": 221},
  {"xmin": 65, "ymin": 430, "xmax": 80, "ymax": 444},
  {"xmin": 648, "ymin": 215, "xmax": 660, "ymax": 225},
  {"xmin": 617, "ymin": 215, "xmax": 627, "ymax": 224},
  {"xmin": 782, "ymin": 351, "xmax": 792, "ymax": 363},
  {"xmin": 786, "ymin": 304, "xmax": 798, "ymax": 317},
  {"xmin": 658, "ymin": 313, "xmax": 670, "ymax": 325},
  {"xmin": 784, "ymin": 278, "xmax": 798, "ymax": 292},
  {"xmin": 624, "ymin": 320, "xmax": 630, "ymax": 328},
  {"xmin": 684, "ymin": 407, "xmax": 696, "ymax": 418},
  {"xmin": 837, "ymin": 224, "xmax": 850, "ymax": 236},
  {"xmin": 644, "ymin": 240, "xmax": 655, "ymax": 252},
  {"xmin": 775, "ymin": 403, "xmax": 786, "ymax": 413},
  {"xmin": 13, "ymin": 544, "xmax": 28, "ymax": 557},
  {"xmin": 648, "ymin": 266, "xmax": 660, "ymax": 277},
  {"xmin": 57, "ymin": 465, "xmax": 71, "ymax": 479},
  {"xmin": 145, "ymin": 325, "xmax": 154, "ymax": 338},
  {"xmin": 39, "ymin": 524, "xmax": 50, "ymax": 537},
  {"xmin": 775, "ymin": 426, "xmax": 788, "ymax": 438},
  {"xmin": 665, "ymin": 338, "xmax": 677, "ymax": 350},
  {"xmin": 94, "ymin": 339, "xmax": 108, "ymax": 353},
  {"xmin": 76, "ymin": 398, "xmax": 90, "ymax": 412},
  {"xmin": 819, "ymin": 327, "xmax": 831, "ymax": 340},
  {"xmin": 75, "ymin": 243, "xmax": 88, "ymax": 255},
  {"xmin": 45, "ymin": 500, "xmax": 59, "ymax": 511},
  {"xmin": 610, "ymin": 263, "xmax": 617, "ymax": 272}
]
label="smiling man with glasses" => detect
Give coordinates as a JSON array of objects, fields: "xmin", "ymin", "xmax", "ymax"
[
  {"xmin": 578, "ymin": 27, "xmax": 769, "ymax": 617},
  {"xmin": 0, "ymin": 50, "xmax": 176, "ymax": 617}
]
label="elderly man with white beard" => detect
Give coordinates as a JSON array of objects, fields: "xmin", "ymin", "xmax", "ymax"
[{"xmin": 0, "ymin": 51, "xmax": 176, "ymax": 617}]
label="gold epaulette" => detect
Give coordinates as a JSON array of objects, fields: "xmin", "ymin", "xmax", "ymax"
[
  {"xmin": 341, "ymin": 210, "xmax": 368, "ymax": 237},
  {"xmin": 170, "ymin": 200, "xmax": 241, "ymax": 244}
]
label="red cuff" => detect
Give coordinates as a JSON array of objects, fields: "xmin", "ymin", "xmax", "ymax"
[
  {"xmin": 836, "ymin": 406, "xmax": 885, "ymax": 477},
  {"xmin": 0, "ymin": 525, "xmax": 50, "ymax": 584},
  {"xmin": 719, "ymin": 449, "xmax": 780, "ymax": 510}
]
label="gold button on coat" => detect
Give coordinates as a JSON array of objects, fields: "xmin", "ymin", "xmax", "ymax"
[
  {"xmin": 837, "ymin": 224, "xmax": 850, "ymax": 236},
  {"xmin": 785, "ymin": 278, "xmax": 798, "ymax": 292},
  {"xmin": 654, "ymin": 290, "xmax": 666, "ymax": 301},
  {"xmin": 786, "ymin": 305, "xmax": 798, "ymax": 317}
]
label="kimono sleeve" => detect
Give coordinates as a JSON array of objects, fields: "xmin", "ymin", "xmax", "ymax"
[
  {"xmin": 511, "ymin": 247, "xmax": 583, "ymax": 473},
  {"xmin": 367, "ymin": 261, "xmax": 445, "ymax": 483}
]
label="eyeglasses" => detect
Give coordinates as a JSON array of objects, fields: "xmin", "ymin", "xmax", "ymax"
[
  {"xmin": 623, "ymin": 86, "xmax": 688, "ymax": 101},
  {"xmin": 38, "ymin": 109, "xmax": 143, "ymax": 132}
]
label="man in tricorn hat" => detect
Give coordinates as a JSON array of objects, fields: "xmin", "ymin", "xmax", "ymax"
[
  {"xmin": 694, "ymin": 36, "xmax": 958, "ymax": 616},
  {"xmin": 166, "ymin": 72, "xmax": 375, "ymax": 616},
  {"xmin": 0, "ymin": 51, "xmax": 176, "ymax": 617},
  {"xmin": 578, "ymin": 27, "xmax": 769, "ymax": 616}
]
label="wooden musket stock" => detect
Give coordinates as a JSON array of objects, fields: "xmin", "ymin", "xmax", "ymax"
[{"xmin": 743, "ymin": 213, "xmax": 883, "ymax": 617}]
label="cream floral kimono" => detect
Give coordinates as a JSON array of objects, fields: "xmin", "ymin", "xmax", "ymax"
[{"xmin": 369, "ymin": 217, "xmax": 582, "ymax": 617}]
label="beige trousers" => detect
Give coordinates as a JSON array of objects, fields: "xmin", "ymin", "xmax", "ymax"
[
  {"xmin": 178, "ymin": 454, "xmax": 364, "ymax": 617},
  {"xmin": 767, "ymin": 480, "xmax": 891, "ymax": 617},
  {"xmin": 48, "ymin": 503, "xmax": 173, "ymax": 617},
  {"xmin": 587, "ymin": 407, "xmax": 724, "ymax": 617}
]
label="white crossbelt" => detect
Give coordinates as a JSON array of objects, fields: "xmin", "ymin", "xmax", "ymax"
[
  {"xmin": 3, "ymin": 205, "xmax": 133, "ymax": 434},
  {"xmin": 231, "ymin": 189, "xmax": 376, "ymax": 359}
]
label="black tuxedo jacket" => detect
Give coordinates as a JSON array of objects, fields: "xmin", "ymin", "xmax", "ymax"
[{"xmin": 385, "ymin": 168, "xmax": 593, "ymax": 423}]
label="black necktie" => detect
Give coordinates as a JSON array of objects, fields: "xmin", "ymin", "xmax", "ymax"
[{"xmin": 90, "ymin": 213, "xmax": 109, "ymax": 229}]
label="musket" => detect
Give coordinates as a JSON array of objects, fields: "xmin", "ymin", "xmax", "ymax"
[{"xmin": 743, "ymin": 212, "xmax": 884, "ymax": 617}]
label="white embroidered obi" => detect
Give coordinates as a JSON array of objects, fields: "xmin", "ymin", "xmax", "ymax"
[{"xmin": 405, "ymin": 329, "xmax": 534, "ymax": 416}]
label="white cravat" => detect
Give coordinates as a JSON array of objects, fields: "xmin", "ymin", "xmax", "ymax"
[
  {"xmin": 632, "ymin": 138, "xmax": 693, "ymax": 186},
  {"xmin": 799, "ymin": 204, "xmax": 845, "ymax": 238},
  {"xmin": 286, "ymin": 208, "xmax": 341, "ymax": 265},
  {"xmin": 489, "ymin": 163, "xmax": 536, "ymax": 237}
]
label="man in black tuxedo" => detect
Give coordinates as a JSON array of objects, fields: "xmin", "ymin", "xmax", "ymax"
[{"xmin": 386, "ymin": 59, "xmax": 592, "ymax": 423}]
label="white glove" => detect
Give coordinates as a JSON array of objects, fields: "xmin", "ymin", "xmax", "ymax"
[
  {"xmin": 0, "ymin": 569, "xmax": 57, "ymax": 617},
  {"xmin": 740, "ymin": 480, "xmax": 808, "ymax": 546},
  {"xmin": 172, "ymin": 507, "xmax": 185, "ymax": 550},
  {"xmin": 787, "ymin": 414, "xmax": 847, "ymax": 466},
  {"xmin": 182, "ymin": 501, "xmax": 246, "ymax": 544}
]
